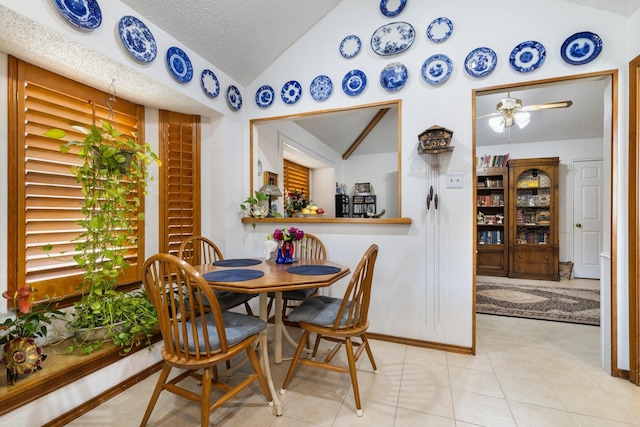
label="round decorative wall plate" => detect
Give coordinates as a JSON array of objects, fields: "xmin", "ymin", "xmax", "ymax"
[
  {"xmin": 166, "ymin": 47, "xmax": 193, "ymax": 83},
  {"xmin": 310, "ymin": 75, "xmax": 333, "ymax": 101},
  {"xmin": 464, "ymin": 47, "xmax": 497, "ymax": 78},
  {"xmin": 421, "ymin": 54, "xmax": 453, "ymax": 85},
  {"xmin": 281, "ymin": 80, "xmax": 302, "ymax": 104},
  {"xmin": 342, "ymin": 70, "xmax": 367, "ymax": 96},
  {"xmin": 379, "ymin": 62, "xmax": 408, "ymax": 92},
  {"xmin": 227, "ymin": 85, "xmax": 242, "ymax": 111},
  {"xmin": 426, "ymin": 17, "xmax": 453, "ymax": 43},
  {"xmin": 560, "ymin": 31, "xmax": 602, "ymax": 65},
  {"xmin": 509, "ymin": 40, "xmax": 545, "ymax": 73},
  {"xmin": 53, "ymin": 0, "xmax": 102, "ymax": 30},
  {"xmin": 118, "ymin": 15, "xmax": 157, "ymax": 63},
  {"xmin": 255, "ymin": 85, "xmax": 275, "ymax": 108},
  {"xmin": 339, "ymin": 35, "xmax": 362, "ymax": 58},
  {"xmin": 379, "ymin": 0, "xmax": 407, "ymax": 17},
  {"xmin": 200, "ymin": 69, "xmax": 220, "ymax": 98}
]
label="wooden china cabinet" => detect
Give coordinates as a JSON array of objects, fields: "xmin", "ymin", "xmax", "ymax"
[
  {"xmin": 508, "ymin": 157, "xmax": 560, "ymax": 281},
  {"xmin": 476, "ymin": 166, "xmax": 509, "ymax": 276}
]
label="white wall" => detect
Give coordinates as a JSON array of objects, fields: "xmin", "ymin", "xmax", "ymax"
[{"xmin": 0, "ymin": 0, "xmax": 636, "ymax": 421}]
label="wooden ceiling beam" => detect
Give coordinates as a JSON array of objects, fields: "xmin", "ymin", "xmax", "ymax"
[{"xmin": 342, "ymin": 108, "xmax": 389, "ymax": 160}]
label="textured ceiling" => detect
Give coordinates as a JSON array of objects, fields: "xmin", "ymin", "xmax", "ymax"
[
  {"xmin": 119, "ymin": 0, "xmax": 640, "ymax": 87},
  {"xmin": 120, "ymin": 0, "xmax": 343, "ymax": 86}
]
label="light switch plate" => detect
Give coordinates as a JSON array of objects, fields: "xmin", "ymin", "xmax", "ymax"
[{"xmin": 446, "ymin": 173, "xmax": 463, "ymax": 189}]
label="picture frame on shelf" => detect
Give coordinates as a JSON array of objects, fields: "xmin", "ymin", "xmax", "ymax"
[
  {"xmin": 264, "ymin": 171, "xmax": 278, "ymax": 187},
  {"xmin": 355, "ymin": 182, "xmax": 371, "ymax": 194}
]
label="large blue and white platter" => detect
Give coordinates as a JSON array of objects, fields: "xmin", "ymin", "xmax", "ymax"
[
  {"xmin": 339, "ymin": 35, "xmax": 361, "ymax": 59},
  {"xmin": 281, "ymin": 80, "xmax": 302, "ymax": 104},
  {"xmin": 53, "ymin": 0, "xmax": 102, "ymax": 30},
  {"xmin": 200, "ymin": 69, "xmax": 220, "ymax": 98},
  {"xmin": 426, "ymin": 17, "xmax": 453, "ymax": 43},
  {"xmin": 379, "ymin": 0, "xmax": 407, "ymax": 17},
  {"xmin": 421, "ymin": 54, "xmax": 453, "ymax": 85},
  {"xmin": 371, "ymin": 22, "xmax": 415, "ymax": 56},
  {"xmin": 166, "ymin": 47, "xmax": 193, "ymax": 83},
  {"xmin": 310, "ymin": 75, "xmax": 333, "ymax": 101},
  {"xmin": 560, "ymin": 31, "xmax": 602, "ymax": 65},
  {"xmin": 380, "ymin": 63, "xmax": 408, "ymax": 92},
  {"xmin": 509, "ymin": 40, "xmax": 545, "ymax": 73},
  {"xmin": 227, "ymin": 85, "xmax": 242, "ymax": 111},
  {"xmin": 464, "ymin": 47, "xmax": 497, "ymax": 78},
  {"xmin": 118, "ymin": 15, "xmax": 157, "ymax": 63},
  {"xmin": 255, "ymin": 85, "xmax": 275, "ymax": 108},
  {"xmin": 342, "ymin": 70, "xmax": 367, "ymax": 96}
]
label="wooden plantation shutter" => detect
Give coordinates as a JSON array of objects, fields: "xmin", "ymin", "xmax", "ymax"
[
  {"xmin": 159, "ymin": 111, "xmax": 201, "ymax": 256},
  {"xmin": 8, "ymin": 58, "xmax": 145, "ymax": 302},
  {"xmin": 283, "ymin": 159, "xmax": 310, "ymax": 199}
]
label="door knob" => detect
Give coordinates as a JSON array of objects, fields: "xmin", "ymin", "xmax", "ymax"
[{"xmin": 575, "ymin": 223, "xmax": 582, "ymax": 228}]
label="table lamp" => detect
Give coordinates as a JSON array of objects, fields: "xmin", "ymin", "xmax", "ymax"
[{"xmin": 259, "ymin": 184, "xmax": 282, "ymax": 217}]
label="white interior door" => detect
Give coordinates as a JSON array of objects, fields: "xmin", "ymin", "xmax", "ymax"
[{"xmin": 572, "ymin": 159, "xmax": 603, "ymax": 279}]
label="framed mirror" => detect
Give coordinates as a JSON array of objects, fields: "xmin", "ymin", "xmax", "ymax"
[{"xmin": 248, "ymin": 100, "xmax": 410, "ymax": 224}]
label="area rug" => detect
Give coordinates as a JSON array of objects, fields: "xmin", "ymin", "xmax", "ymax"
[{"xmin": 476, "ymin": 281, "xmax": 600, "ymax": 326}]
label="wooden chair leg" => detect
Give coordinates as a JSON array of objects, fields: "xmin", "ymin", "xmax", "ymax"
[
  {"xmin": 140, "ymin": 364, "xmax": 172, "ymax": 426},
  {"xmin": 280, "ymin": 330, "xmax": 310, "ymax": 393},
  {"xmin": 344, "ymin": 338, "xmax": 363, "ymax": 417},
  {"xmin": 246, "ymin": 345, "xmax": 273, "ymax": 403},
  {"xmin": 361, "ymin": 333, "xmax": 378, "ymax": 373},
  {"xmin": 200, "ymin": 367, "xmax": 213, "ymax": 427},
  {"xmin": 243, "ymin": 301, "xmax": 254, "ymax": 317}
]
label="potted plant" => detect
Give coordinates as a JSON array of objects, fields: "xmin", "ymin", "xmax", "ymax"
[
  {"xmin": 240, "ymin": 190, "xmax": 269, "ymax": 218},
  {"xmin": 44, "ymin": 120, "xmax": 161, "ymax": 354}
]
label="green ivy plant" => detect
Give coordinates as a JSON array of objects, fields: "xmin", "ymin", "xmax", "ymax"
[{"xmin": 44, "ymin": 121, "xmax": 161, "ymax": 354}]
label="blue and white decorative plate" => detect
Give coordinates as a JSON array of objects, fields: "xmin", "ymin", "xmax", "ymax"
[
  {"xmin": 339, "ymin": 35, "xmax": 361, "ymax": 59},
  {"xmin": 379, "ymin": 0, "xmax": 407, "ymax": 17},
  {"xmin": 53, "ymin": 0, "xmax": 102, "ymax": 30},
  {"xmin": 281, "ymin": 80, "xmax": 302, "ymax": 104},
  {"xmin": 342, "ymin": 70, "xmax": 367, "ymax": 96},
  {"xmin": 255, "ymin": 85, "xmax": 275, "ymax": 108},
  {"xmin": 560, "ymin": 31, "xmax": 602, "ymax": 65},
  {"xmin": 310, "ymin": 75, "xmax": 333, "ymax": 101},
  {"xmin": 118, "ymin": 16, "xmax": 157, "ymax": 63},
  {"xmin": 509, "ymin": 41, "xmax": 545, "ymax": 73},
  {"xmin": 227, "ymin": 85, "xmax": 242, "ymax": 111},
  {"xmin": 200, "ymin": 69, "xmax": 220, "ymax": 98},
  {"xmin": 379, "ymin": 62, "xmax": 408, "ymax": 92},
  {"xmin": 426, "ymin": 17, "xmax": 453, "ymax": 43},
  {"xmin": 371, "ymin": 21, "xmax": 415, "ymax": 56},
  {"xmin": 464, "ymin": 47, "xmax": 497, "ymax": 78},
  {"xmin": 166, "ymin": 47, "xmax": 193, "ymax": 83},
  {"xmin": 421, "ymin": 54, "xmax": 453, "ymax": 85}
]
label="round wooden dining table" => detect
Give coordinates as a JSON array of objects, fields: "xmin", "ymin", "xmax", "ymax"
[{"xmin": 193, "ymin": 258, "xmax": 350, "ymax": 416}]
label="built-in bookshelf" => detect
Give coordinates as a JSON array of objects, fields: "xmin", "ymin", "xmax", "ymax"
[{"xmin": 476, "ymin": 166, "xmax": 509, "ymax": 276}]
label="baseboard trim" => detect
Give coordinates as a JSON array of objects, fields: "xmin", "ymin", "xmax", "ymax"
[
  {"xmin": 368, "ymin": 332, "xmax": 473, "ymax": 355},
  {"xmin": 42, "ymin": 361, "xmax": 164, "ymax": 427}
]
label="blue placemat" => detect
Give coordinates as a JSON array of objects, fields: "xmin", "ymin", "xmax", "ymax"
[
  {"xmin": 286, "ymin": 265, "xmax": 341, "ymax": 275},
  {"xmin": 202, "ymin": 269, "xmax": 264, "ymax": 282},
  {"xmin": 213, "ymin": 258, "xmax": 262, "ymax": 267}
]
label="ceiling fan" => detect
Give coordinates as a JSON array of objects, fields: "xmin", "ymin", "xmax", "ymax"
[{"xmin": 477, "ymin": 93, "xmax": 573, "ymax": 133}]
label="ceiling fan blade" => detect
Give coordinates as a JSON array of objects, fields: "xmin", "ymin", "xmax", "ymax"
[
  {"xmin": 521, "ymin": 100, "xmax": 573, "ymax": 111},
  {"xmin": 476, "ymin": 112, "xmax": 501, "ymax": 120}
]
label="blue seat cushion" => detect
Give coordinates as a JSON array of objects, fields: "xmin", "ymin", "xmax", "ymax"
[
  {"xmin": 185, "ymin": 311, "xmax": 266, "ymax": 353},
  {"xmin": 287, "ymin": 296, "xmax": 351, "ymax": 327},
  {"xmin": 267, "ymin": 288, "xmax": 317, "ymax": 301},
  {"xmin": 215, "ymin": 291, "xmax": 257, "ymax": 310}
]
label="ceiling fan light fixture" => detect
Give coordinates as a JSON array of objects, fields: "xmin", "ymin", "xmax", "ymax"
[
  {"xmin": 488, "ymin": 116, "xmax": 505, "ymax": 133},
  {"xmin": 515, "ymin": 111, "xmax": 530, "ymax": 129},
  {"xmin": 497, "ymin": 97, "xmax": 522, "ymax": 111}
]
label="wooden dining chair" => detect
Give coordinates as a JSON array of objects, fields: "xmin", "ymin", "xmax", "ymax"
[
  {"xmin": 279, "ymin": 244, "xmax": 379, "ymax": 416},
  {"xmin": 178, "ymin": 236, "xmax": 257, "ymax": 316},
  {"xmin": 267, "ymin": 233, "xmax": 326, "ymax": 321},
  {"xmin": 140, "ymin": 253, "xmax": 273, "ymax": 427}
]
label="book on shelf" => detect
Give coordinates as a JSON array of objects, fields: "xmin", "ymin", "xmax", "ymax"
[{"xmin": 476, "ymin": 153, "xmax": 510, "ymax": 168}]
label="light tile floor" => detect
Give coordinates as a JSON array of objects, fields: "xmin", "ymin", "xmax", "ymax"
[{"xmin": 68, "ymin": 313, "xmax": 640, "ymax": 426}]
